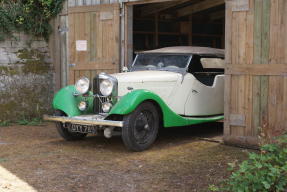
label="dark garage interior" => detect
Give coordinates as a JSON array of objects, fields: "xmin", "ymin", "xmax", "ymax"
[{"xmin": 133, "ymin": 0, "xmax": 225, "ymax": 52}]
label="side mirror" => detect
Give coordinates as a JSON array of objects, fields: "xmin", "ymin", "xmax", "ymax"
[{"xmin": 122, "ymin": 66, "xmax": 129, "ymax": 72}]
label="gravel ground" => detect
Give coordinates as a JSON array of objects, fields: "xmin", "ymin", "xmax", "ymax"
[{"xmin": 0, "ymin": 122, "xmax": 249, "ymax": 192}]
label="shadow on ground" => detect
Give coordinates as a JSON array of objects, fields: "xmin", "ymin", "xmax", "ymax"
[{"xmin": 0, "ymin": 122, "xmax": 248, "ymax": 192}]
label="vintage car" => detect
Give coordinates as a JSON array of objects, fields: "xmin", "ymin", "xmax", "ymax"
[{"xmin": 44, "ymin": 46, "xmax": 225, "ymax": 151}]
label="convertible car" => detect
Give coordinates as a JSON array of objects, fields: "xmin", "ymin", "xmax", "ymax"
[{"xmin": 44, "ymin": 46, "xmax": 225, "ymax": 151}]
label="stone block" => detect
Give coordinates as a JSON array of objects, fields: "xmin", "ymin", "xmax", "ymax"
[
  {"xmin": 31, "ymin": 41, "xmax": 48, "ymax": 49},
  {"xmin": 0, "ymin": 41, "xmax": 12, "ymax": 48},
  {"xmin": 0, "ymin": 48, "xmax": 10, "ymax": 65}
]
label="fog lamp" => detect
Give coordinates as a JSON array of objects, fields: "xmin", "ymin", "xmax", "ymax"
[
  {"xmin": 102, "ymin": 102, "xmax": 112, "ymax": 113},
  {"xmin": 78, "ymin": 101, "xmax": 88, "ymax": 111}
]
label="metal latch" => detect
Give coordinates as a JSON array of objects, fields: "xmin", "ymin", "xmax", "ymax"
[
  {"xmin": 69, "ymin": 63, "xmax": 76, "ymax": 67},
  {"xmin": 58, "ymin": 26, "xmax": 69, "ymax": 33}
]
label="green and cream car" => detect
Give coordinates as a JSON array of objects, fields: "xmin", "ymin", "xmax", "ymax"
[{"xmin": 44, "ymin": 46, "xmax": 225, "ymax": 151}]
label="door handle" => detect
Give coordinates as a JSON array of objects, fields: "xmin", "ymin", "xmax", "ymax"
[{"xmin": 69, "ymin": 63, "xmax": 76, "ymax": 67}]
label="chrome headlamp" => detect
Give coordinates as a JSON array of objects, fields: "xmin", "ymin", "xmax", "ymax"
[
  {"xmin": 75, "ymin": 77, "xmax": 90, "ymax": 94},
  {"xmin": 100, "ymin": 79, "xmax": 114, "ymax": 96},
  {"xmin": 98, "ymin": 73, "xmax": 117, "ymax": 96}
]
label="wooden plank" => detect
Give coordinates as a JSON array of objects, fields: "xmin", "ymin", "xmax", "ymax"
[
  {"xmin": 259, "ymin": 0, "xmax": 271, "ymax": 135},
  {"xmin": 231, "ymin": 11, "xmax": 239, "ymax": 65},
  {"xmin": 226, "ymin": 64, "xmax": 287, "ymax": 75},
  {"xmin": 237, "ymin": 11, "xmax": 247, "ymax": 65},
  {"xmin": 224, "ymin": 75, "xmax": 231, "ymax": 136},
  {"xmin": 90, "ymin": 13, "xmax": 97, "ymax": 61},
  {"xmin": 140, "ymin": 0, "xmax": 191, "ymax": 16},
  {"xmin": 252, "ymin": 76, "xmax": 260, "ymax": 135},
  {"xmin": 60, "ymin": 15, "xmax": 68, "ymax": 87},
  {"xmin": 68, "ymin": 13, "xmax": 76, "ymax": 84},
  {"xmin": 245, "ymin": 0, "xmax": 254, "ymax": 65},
  {"xmin": 224, "ymin": 0, "xmax": 232, "ymax": 64},
  {"xmin": 125, "ymin": 0, "xmax": 173, "ymax": 6},
  {"xmin": 124, "ymin": 5, "xmax": 133, "ymax": 67},
  {"xmin": 253, "ymin": 0, "xmax": 262, "ymax": 65},
  {"xmin": 155, "ymin": 13, "xmax": 159, "ymax": 48},
  {"xmin": 252, "ymin": 0, "xmax": 263, "ymax": 135},
  {"xmin": 69, "ymin": 3, "xmax": 118, "ymax": 14},
  {"xmin": 209, "ymin": 10, "xmax": 225, "ymax": 21},
  {"xmin": 177, "ymin": 0, "xmax": 225, "ymax": 18},
  {"xmin": 268, "ymin": 76, "xmax": 284, "ymax": 136},
  {"xmin": 245, "ymin": 75, "xmax": 253, "ymax": 136},
  {"xmin": 284, "ymin": 77, "xmax": 287, "ymax": 132},
  {"xmin": 224, "ymin": 135, "xmax": 259, "ymax": 149},
  {"xmin": 284, "ymin": 0, "xmax": 287, "ymax": 63},
  {"xmin": 223, "ymin": 0, "xmax": 232, "ymax": 137},
  {"xmin": 188, "ymin": 15, "xmax": 192, "ymax": 45}
]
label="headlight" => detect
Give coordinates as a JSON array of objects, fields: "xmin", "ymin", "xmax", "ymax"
[
  {"xmin": 100, "ymin": 79, "xmax": 114, "ymax": 96},
  {"xmin": 78, "ymin": 101, "xmax": 88, "ymax": 111},
  {"xmin": 102, "ymin": 102, "xmax": 112, "ymax": 113},
  {"xmin": 75, "ymin": 77, "xmax": 90, "ymax": 94}
]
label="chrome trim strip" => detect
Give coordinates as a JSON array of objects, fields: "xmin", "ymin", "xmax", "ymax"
[{"xmin": 43, "ymin": 115, "xmax": 123, "ymax": 127}]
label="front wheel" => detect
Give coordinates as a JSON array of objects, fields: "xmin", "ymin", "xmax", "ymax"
[
  {"xmin": 121, "ymin": 102, "xmax": 159, "ymax": 152},
  {"xmin": 55, "ymin": 110, "xmax": 87, "ymax": 141}
]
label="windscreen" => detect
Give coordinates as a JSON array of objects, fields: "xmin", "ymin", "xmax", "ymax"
[{"xmin": 131, "ymin": 54, "xmax": 191, "ymax": 72}]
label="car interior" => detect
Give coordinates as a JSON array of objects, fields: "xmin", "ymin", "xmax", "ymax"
[{"xmin": 188, "ymin": 55, "xmax": 224, "ymax": 86}]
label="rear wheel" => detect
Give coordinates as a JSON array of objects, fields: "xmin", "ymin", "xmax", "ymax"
[
  {"xmin": 55, "ymin": 110, "xmax": 87, "ymax": 141},
  {"xmin": 121, "ymin": 102, "xmax": 159, "ymax": 151}
]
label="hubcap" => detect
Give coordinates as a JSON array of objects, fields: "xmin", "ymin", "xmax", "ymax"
[{"xmin": 133, "ymin": 111, "xmax": 154, "ymax": 144}]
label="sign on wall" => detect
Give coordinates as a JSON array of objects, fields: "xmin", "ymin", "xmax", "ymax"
[{"xmin": 76, "ymin": 40, "xmax": 87, "ymax": 51}]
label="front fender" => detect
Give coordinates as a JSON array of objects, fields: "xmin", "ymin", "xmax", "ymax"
[
  {"xmin": 52, "ymin": 85, "xmax": 93, "ymax": 117},
  {"xmin": 108, "ymin": 89, "xmax": 223, "ymax": 127}
]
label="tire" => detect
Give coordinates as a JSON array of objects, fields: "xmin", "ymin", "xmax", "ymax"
[
  {"xmin": 54, "ymin": 110, "xmax": 87, "ymax": 141},
  {"xmin": 122, "ymin": 102, "xmax": 159, "ymax": 152}
]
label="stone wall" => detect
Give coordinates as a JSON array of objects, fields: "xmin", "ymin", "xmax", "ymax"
[{"xmin": 0, "ymin": 33, "xmax": 54, "ymax": 121}]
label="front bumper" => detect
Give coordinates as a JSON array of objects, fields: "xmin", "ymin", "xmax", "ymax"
[{"xmin": 43, "ymin": 114, "xmax": 123, "ymax": 127}]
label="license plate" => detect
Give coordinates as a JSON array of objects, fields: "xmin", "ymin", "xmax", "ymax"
[{"xmin": 68, "ymin": 124, "xmax": 97, "ymax": 134}]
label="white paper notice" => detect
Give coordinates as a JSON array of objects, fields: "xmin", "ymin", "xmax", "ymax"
[{"xmin": 76, "ymin": 40, "xmax": 87, "ymax": 51}]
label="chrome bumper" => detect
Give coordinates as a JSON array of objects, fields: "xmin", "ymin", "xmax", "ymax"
[{"xmin": 43, "ymin": 114, "xmax": 123, "ymax": 127}]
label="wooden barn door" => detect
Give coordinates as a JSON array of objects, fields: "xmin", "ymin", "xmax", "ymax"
[
  {"xmin": 68, "ymin": 4, "xmax": 120, "ymax": 84},
  {"xmin": 224, "ymin": 0, "xmax": 287, "ymax": 147}
]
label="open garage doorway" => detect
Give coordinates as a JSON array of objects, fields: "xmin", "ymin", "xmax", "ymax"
[
  {"xmin": 123, "ymin": 0, "xmax": 225, "ymax": 67},
  {"xmin": 122, "ymin": 0, "xmax": 226, "ymax": 141}
]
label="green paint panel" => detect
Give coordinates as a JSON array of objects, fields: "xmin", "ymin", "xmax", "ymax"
[
  {"xmin": 53, "ymin": 85, "xmax": 94, "ymax": 117},
  {"xmin": 109, "ymin": 89, "xmax": 223, "ymax": 127}
]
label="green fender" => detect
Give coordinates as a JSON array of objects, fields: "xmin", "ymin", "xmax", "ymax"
[
  {"xmin": 108, "ymin": 89, "xmax": 223, "ymax": 127},
  {"xmin": 52, "ymin": 85, "xmax": 94, "ymax": 117}
]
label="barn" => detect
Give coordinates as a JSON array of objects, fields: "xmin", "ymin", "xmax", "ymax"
[{"xmin": 50, "ymin": 0, "xmax": 287, "ymax": 148}]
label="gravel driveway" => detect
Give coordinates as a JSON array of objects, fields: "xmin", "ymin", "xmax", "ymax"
[{"xmin": 0, "ymin": 122, "xmax": 248, "ymax": 192}]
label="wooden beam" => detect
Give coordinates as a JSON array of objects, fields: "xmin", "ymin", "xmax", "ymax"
[
  {"xmin": 140, "ymin": 0, "xmax": 191, "ymax": 16},
  {"xmin": 188, "ymin": 15, "xmax": 192, "ymax": 45},
  {"xmin": 177, "ymin": 0, "xmax": 225, "ymax": 18},
  {"xmin": 209, "ymin": 10, "xmax": 225, "ymax": 21},
  {"xmin": 226, "ymin": 64, "xmax": 287, "ymax": 76}
]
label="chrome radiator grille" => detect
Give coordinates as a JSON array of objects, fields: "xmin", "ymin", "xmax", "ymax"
[
  {"xmin": 93, "ymin": 96, "xmax": 111, "ymax": 114},
  {"xmin": 93, "ymin": 74, "xmax": 118, "ymax": 114}
]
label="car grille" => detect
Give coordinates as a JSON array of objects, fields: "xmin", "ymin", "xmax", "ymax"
[
  {"xmin": 93, "ymin": 76, "xmax": 114, "ymax": 114},
  {"xmin": 93, "ymin": 96, "xmax": 111, "ymax": 114}
]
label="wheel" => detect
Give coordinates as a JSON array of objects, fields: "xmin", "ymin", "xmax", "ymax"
[
  {"xmin": 54, "ymin": 110, "xmax": 87, "ymax": 141},
  {"xmin": 121, "ymin": 102, "xmax": 159, "ymax": 151}
]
